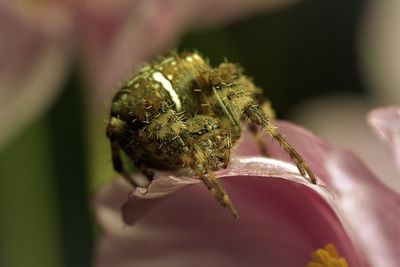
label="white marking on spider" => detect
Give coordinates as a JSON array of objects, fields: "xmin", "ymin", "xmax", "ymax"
[{"xmin": 152, "ymin": 72, "xmax": 182, "ymax": 110}]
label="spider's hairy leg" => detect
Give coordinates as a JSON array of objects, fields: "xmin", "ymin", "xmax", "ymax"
[
  {"xmin": 199, "ymin": 170, "xmax": 238, "ymax": 218},
  {"xmin": 182, "ymin": 147, "xmax": 238, "ymax": 218},
  {"xmin": 248, "ymin": 102, "xmax": 276, "ymax": 156},
  {"xmin": 106, "ymin": 117, "xmax": 137, "ymax": 187},
  {"xmin": 243, "ymin": 104, "xmax": 317, "ymax": 184},
  {"xmin": 248, "ymin": 124, "xmax": 269, "ymax": 157}
]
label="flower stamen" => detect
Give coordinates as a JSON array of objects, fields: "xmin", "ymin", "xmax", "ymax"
[{"xmin": 306, "ymin": 243, "xmax": 349, "ymax": 267}]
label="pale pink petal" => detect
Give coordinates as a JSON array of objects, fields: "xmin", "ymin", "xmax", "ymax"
[
  {"xmin": 235, "ymin": 122, "xmax": 333, "ymax": 183},
  {"xmin": 130, "ymin": 157, "xmax": 325, "ymax": 200},
  {"xmin": 325, "ymin": 151, "xmax": 400, "ymax": 267},
  {"xmin": 74, "ymin": 0, "xmax": 138, "ymax": 108},
  {"xmin": 367, "ymin": 106, "xmax": 400, "ymax": 172},
  {"xmin": 238, "ymin": 119, "xmax": 400, "ymax": 266},
  {"xmin": 94, "ymin": 158, "xmax": 366, "ymax": 267},
  {"xmin": 94, "ymin": 118, "xmax": 400, "ymax": 266},
  {"xmin": 0, "ymin": 2, "xmax": 72, "ymax": 147}
]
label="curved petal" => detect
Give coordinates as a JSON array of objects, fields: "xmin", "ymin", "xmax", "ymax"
[
  {"xmin": 235, "ymin": 122, "xmax": 333, "ymax": 183},
  {"xmin": 367, "ymin": 106, "xmax": 400, "ymax": 172},
  {"xmin": 129, "ymin": 157, "xmax": 326, "ymax": 200},
  {"xmin": 237, "ymin": 119, "xmax": 400, "ymax": 266},
  {"xmin": 94, "ymin": 158, "xmax": 366, "ymax": 267},
  {"xmin": 0, "ymin": 3, "xmax": 72, "ymax": 148},
  {"xmin": 325, "ymin": 151, "xmax": 400, "ymax": 267},
  {"xmin": 94, "ymin": 117, "xmax": 400, "ymax": 266}
]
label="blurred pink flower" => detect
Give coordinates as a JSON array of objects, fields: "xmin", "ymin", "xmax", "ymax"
[
  {"xmin": 93, "ymin": 107, "xmax": 400, "ymax": 267},
  {"xmin": 0, "ymin": 0, "xmax": 298, "ymax": 148}
]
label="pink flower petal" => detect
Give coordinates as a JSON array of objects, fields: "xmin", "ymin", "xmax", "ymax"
[
  {"xmin": 94, "ymin": 158, "xmax": 366, "ymax": 267},
  {"xmin": 94, "ymin": 116, "xmax": 400, "ymax": 266},
  {"xmin": 235, "ymin": 122, "xmax": 333, "ymax": 183},
  {"xmin": 325, "ymin": 151, "xmax": 400, "ymax": 267},
  {"xmin": 74, "ymin": 0, "xmax": 138, "ymax": 108},
  {"xmin": 367, "ymin": 106, "xmax": 400, "ymax": 172},
  {"xmin": 236, "ymin": 120, "xmax": 400, "ymax": 266},
  {"xmin": 0, "ymin": 2, "xmax": 72, "ymax": 147},
  {"xmin": 129, "ymin": 157, "xmax": 327, "ymax": 201}
]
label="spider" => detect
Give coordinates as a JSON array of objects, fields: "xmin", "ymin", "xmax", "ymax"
[{"xmin": 106, "ymin": 51, "xmax": 316, "ymax": 218}]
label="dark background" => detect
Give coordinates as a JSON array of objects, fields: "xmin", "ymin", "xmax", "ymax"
[{"xmin": 180, "ymin": 0, "xmax": 366, "ymax": 116}]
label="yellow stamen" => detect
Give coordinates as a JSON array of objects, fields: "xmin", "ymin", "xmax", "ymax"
[{"xmin": 306, "ymin": 243, "xmax": 349, "ymax": 267}]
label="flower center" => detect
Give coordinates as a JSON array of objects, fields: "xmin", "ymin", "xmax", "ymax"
[{"xmin": 306, "ymin": 243, "xmax": 349, "ymax": 267}]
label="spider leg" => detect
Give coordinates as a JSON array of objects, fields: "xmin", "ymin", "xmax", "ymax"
[
  {"xmin": 184, "ymin": 140, "xmax": 238, "ymax": 218},
  {"xmin": 248, "ymin": 124, "xmax": 269, "ymax": 156},
  {"xmin": 107, "ymin": 117, "xmax": 138, "ymax": 187},
  {"xmin": 199, "ymin": 170, "xmax": 238, "ymax": 218},
  {"xmin": 185, "ymin": 149, "xmax": 238, "ymax": 218},
  {"xmin": 244, "ymin": 104, "xmax": 317, "ymax": 184},
  {"xmin": 109, "ymin": 139, "xmax": 138, "ymax": 187}
]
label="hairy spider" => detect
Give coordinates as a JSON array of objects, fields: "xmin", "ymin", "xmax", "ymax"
[{"xmin": 106, "ymin": 51, "xmax": 316, "ymax": 218}]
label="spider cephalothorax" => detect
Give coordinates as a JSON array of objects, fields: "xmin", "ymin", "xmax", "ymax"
[{"xmin": 106, "ymin": 51, "xmax": 316, "ymax": 218}]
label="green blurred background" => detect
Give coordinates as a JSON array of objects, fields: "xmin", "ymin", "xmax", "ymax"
[{"xmin": 0, "ymin": 1, "xmax": 367, "ymax": 267}]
